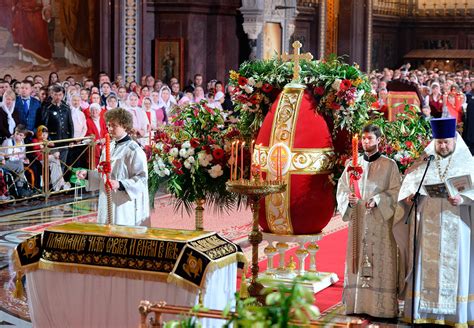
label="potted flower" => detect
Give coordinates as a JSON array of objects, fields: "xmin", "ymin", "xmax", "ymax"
[{"xmin": 148, "ymin": 100, "xmax": 240, "ymax": 229}]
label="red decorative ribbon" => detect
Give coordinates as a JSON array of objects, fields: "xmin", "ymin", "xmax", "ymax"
[
  {"xmin": 98, "ymin": 161, "xmax": 112, "ymax": 190},
  {"xmin": 348, "ymin": 165, "xmax": 363, "ymax": 199}
]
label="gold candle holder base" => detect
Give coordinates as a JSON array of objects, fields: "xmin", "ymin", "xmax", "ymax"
[{"xmin": 226, "ymin": 179, "xmax": 286, "ymax": 302}]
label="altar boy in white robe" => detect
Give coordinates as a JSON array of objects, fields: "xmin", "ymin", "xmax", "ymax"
[
  {"xmin": 394, "ymin": 117, "xmax": 474, "ymax": 326},
  {"xmin": 77, "ymin": 108, "xmax": 150, "ymax": 226},
  {"xmin": 337, "ymin": 124, "xmax": 401, "ymax": 318}
]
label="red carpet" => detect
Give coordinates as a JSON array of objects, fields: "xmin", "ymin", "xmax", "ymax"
[{"xmin": 250, "ymin": 228, "xmax": 347, "ymax": 313}]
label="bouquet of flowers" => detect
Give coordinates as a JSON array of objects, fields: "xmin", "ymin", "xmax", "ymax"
[
  {"xmin": 372, "ymin": 106, "xmax": 432, "ymax": 173},
  {"xmin": 148, "ymin": 100, "xmax": 240, "ymax": 213},
  {"xmin": 228, "ymin": 55, "xmax": 376, "ymax": 139}
]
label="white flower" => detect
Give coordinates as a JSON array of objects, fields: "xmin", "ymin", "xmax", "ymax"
[
  {"xmin": 394, "ymin": 153, "xmax": 403, "ymax": 161},
  {"xmin": 153, "ymin": 161, "xmax": 160, "ymax": 174},
  {"xmin": 184, "ymin": 160, "xmax": 192, "ymax": 169},
  {"xmin": 247, "ymin": 77, "xmax": 256, "ymax": 86},
  {"xmin": 355, "ymin": 89, "xmax": 365, "ymax": 102},
  {"xmin": 169, "ymin": 147, "xmax": 179, "ymax": 157},
  {"xmin": 208, "ymin": 164, "xmax": 223, "ymax": 178},
  {"xmin": 179, "ymin": 148, "xmax": 189, "ymax": 158},
  {"xmin": 255, "ymin": 81, "xmax": 262, "ymax": 88},
  {"xmin": 163, "ymin": 168, "xmax": 170, "ymax": 176},
  {"xmin": 186, "ymin": 148, "xmax": 195, "ymax": 157},
  {"xmin": 198, "ymin": 151, "xmax": 211, "ymax": 167},
  {"xmin": 188, "ymin": 156, "xmax": 195, "ymax": 164},
  {"xmin": 244, "ymin": 85, "xmax": 254, "ymax": 94},
  {"xmin": 331, "ymin": 79, "xmax": 342, "ymax": 91},
  {"xmin": 182, "ymin": 141, "xmax": 191, "ymax": 149}
]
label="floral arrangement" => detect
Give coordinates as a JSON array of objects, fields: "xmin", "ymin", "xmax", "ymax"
[
  {"xmin": 228, "ymin": 55, "xmax": 376, "ymax": 139},
  {"xmin": 372, "ymin": 106, "xmax": 432, "ymax": 173},
  {"xmin": 148, "ymin": 100, "xmax": 240, "ymax": 213}
]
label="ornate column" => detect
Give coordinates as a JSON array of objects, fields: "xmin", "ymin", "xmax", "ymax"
[
  {"xmin": 121, "ymin": 0, "xmax": 141, "ymax": 84},
  {"xmin": 240, "ymin": 0, "xmax": 298, "ymax": 59},
  {"xmin": 366, "ymin": 0, "xmax": 373, "ymax": 73},
  {"xmin": 240, "ymin": 0, "xmax": 265, "ymax": 60},
  {"xmin": 318, "ymin": 0, "xmax": 326, "ymax": 59}
]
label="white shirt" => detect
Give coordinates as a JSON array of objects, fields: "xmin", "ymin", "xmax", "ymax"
[{"xmin": 71, "ymin": 106, "xmax": 87, "ymax": 138}]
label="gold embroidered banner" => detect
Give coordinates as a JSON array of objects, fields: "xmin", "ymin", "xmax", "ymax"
[{"xmin": 14, "ymin": 223, "xmax": 245, "ymax": 292}]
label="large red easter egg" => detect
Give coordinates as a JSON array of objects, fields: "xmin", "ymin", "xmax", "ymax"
[{"xmin": 255, "ymin": 86, "xmax": 335, "ymax": 235}]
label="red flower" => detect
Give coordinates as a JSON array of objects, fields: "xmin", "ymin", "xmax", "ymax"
[
  {"xmin": 202, "ymin": 145, "xmax": 211, "ymax": 154},
  {"xmin": 176, "ymin": 169, "xmax": 184, "ymax": 175},
  {"xmin": 340, "ymin": 79, "xmax": 352, "ymax": 91},
  {"xmin": 163, "ymin": 144, "xmax": 171, "ymax": 153},
  {"xmin": 313, "ymin": 86, "xmax": 325, "ymax": 96},
  {"xmin": 207, "ymin": 135, "xmax": 216, "ymax": 144},
  {"xmin": 212, "ymin": 148, "xmax": 224, "ymax": 160},
  {"xmin": 330, "ymin": 102, "xmax": 341, "ymax": 110},
  {"xmin": 193, "ymin": 109, "xmax": 199, "ymax": 117},
  {"xmin": 262, "ymin": 83, "xmax": 273, "ymax": 93},
  {"xmin": 249, "ymin": 94, "xmax": 259, "ymax": 105},
  {"xmin": 400, "ymin": 156, "xmax": 413, "ymax": 166},
  {"xmin": 371, "ymin": 100, "xmax": 380, "ymax": 108},
  {"xmin": 238, "ymin": 76, "xmax": 248, "ymax": 86},
  {"xmin": 405, "ymin": 141, "xmax": 413, "ymax": 149},
  {"xmin": 204, "ymin": 105, "xmax": 215, "ymax": 115},
  {"xmin": 172, "ymin": 159, "xmax": 182, "ymax": 169},
  {"xmin": 384, "ymin": 145, "xmax": 393, "ymax": 155},
  {"xmin": 189, "ymin": 138, "xmax": 200, "ymax": 148}
]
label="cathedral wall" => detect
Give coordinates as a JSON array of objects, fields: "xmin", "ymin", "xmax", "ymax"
[{"xmin": 145, "ymin": 1, "xmax": 242, "ymax": 86}]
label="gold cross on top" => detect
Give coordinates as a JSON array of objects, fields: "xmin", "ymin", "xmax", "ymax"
[{"xmin": 281, "ymin": 41, "xmax": 313, "ymax": 81}]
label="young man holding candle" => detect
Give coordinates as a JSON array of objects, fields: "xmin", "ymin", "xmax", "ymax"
[
  {"xmin": 336, "ymin": 123, "xmax": 401, "ymax": 318},
  {"xmin": 77, "ymin": 108, "xmax": 149, "ymax": 226}
]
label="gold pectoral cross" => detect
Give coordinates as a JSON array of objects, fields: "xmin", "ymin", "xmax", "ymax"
[{"xmin": 281, "ymin": 41, "xmax": 313, "ymax": 82}]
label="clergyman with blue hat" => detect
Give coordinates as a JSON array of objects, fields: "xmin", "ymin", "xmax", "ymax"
[{"xmin": 393, "ymin": 117, "xmax": 474, "ymax": 326}]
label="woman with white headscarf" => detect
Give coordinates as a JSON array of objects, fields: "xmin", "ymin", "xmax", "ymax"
[
  {"xmin": 126, "ymin": 92, "xmax": 149, "ymax": 145},
  {"xmin": 0, "ymin": 89, "xmax": 20, "ymax": 142},
  {"xmin": 157, "ymin": 85, "xmax": 177, "ymax": 116}
]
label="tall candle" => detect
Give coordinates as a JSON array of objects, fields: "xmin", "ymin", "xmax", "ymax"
[
  {"xmin": 234, "ymin": 140, "xmax": 239, "ymax": 180},
  {"xmin": 230, "ymin": 141, "xmax": 235, "ymax": 181},
  {"xmin": 240, "ymin": 141, "xmax": 245, "ymax": 180},
  {"xmin": 105, "ymin": 133, "xmax": 111, "ymax": 163},
  {"xmin": 352, "ymin": 134, "xmax": 358, "ymax": 167},
  {"xmin": 258, "ymin": 143, "xmax": 263, "ymax": 182},
  {"xmin": 250, "ymin": 140, "xmax": 255, "ymax": 179}
]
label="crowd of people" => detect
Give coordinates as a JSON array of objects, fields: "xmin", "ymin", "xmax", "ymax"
[
  {"xmin": 370, "ymin": 64, "xmax": 474, "ymax": 154},
  {"xmin": 0, "ymin": 71, "xmax": 235, "ymax": 200}
]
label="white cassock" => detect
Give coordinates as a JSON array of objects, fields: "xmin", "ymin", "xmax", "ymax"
[
  {"xmin": 394, "ymin": 133, "xmax": 474, "ymax": 326},
  {"xmin": 86, "ymin": 135, "xmax": 150, "ymax": 226},
  {"xmin": 337, "ymin": 153, "xmax": 401, "ymax": 318}
]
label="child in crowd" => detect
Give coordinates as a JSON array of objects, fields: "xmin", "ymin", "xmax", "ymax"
[{"xmin": 32, "ymin": 125, "xmax": 70, "ymax": 192}]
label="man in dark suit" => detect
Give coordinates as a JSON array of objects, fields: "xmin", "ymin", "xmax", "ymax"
[
  {"xmin": 41, "ymin": 85, "xmax": 74, "ymax": 173},
  {"xmin": 15, "ymin": 80, "xmax": 42, "ymax": 136}
]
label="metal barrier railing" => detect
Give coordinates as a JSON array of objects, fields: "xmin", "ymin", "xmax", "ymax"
[{"xmin": 0, "ymin": 135, "xmax": 97, "ymax": 204}]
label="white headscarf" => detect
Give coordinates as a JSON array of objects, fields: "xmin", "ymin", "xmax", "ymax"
[
  {"xmin": 157, "ymin": 86, "xmax": 177, "ymax": 114},
  {"xmin": 1, "ymin": 92, "xmax": 16, "ymax": 135}
]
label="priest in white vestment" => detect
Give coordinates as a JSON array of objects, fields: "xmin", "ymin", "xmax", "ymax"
[
  {"xmin": 394, "ymin": 117, "xmax": 474, "ymax": 326},
  {"xmin": 77, "ymin": 108, "xmax": 150, "ymax": 226},
  {"xmin": 337, "ymin": 124, "xmax": 401, "ymax": 318}
]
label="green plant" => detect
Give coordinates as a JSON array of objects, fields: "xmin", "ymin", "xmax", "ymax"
[
  {"xmin": 148, "ymin": 100, "xmax": 241, "ymax": 213},
  {"xmin": 371, "ymin": 103, "xmax": 431, "ymax": 173},
  {"xmin": 223, "ymin": 275, "xmax": 320, "ymax": 328}
]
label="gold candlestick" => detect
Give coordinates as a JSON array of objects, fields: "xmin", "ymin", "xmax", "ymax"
[{"xmin": 226, "ymin": 179, "xmax": 286, "ymax": 302}]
